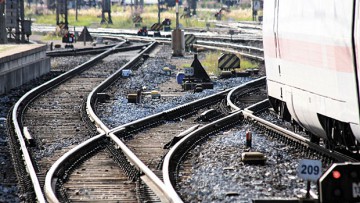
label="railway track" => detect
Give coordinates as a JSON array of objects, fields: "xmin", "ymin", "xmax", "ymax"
[
  {"xmin": 46, "ymin": 43, "xmax": 151, "ymax": 57},
  {"xmin": 109, "ymin": 90, "xmax": 231, "ymax": 201},
  {"xmin": 34, "ymin": 25, "xmax": 264, "ymax": 63},
  {"xmin": 45, "ymin": 42, "xmax": 176, "ymax": 202},
  {"xmin": 95, "ymin": 88, "xmax": 232, "ymax": 202},
  {"xmin": 79, "ymin": 77, "xmax": 260, "ymax": 202},
  {"xmin": 119, "ymin": 36, "xmax": 264, "ymax": 62},
  {"xmin": 50, "ymin": 43, "xmax": 262, "ymax": 201},
  {"xmin": 7, "ymin": 28, "xmax": 265, "ymax": 202},
  {"xmin": 118, "ymin": 35, "xmax": 264, "ymax": 61},
  {"xmin": 0, "ymin": 71, "xmax": 64, "ymax": 203},
  {"xmin": 162, "ymin": 77, "xmax": 357, "ymax": 202},
  {"xmin": 32, "ymin": 24, "xmax": 263, "ymax": 49},
  {"xmin": 7, "ymin": 40, "xmax": 154, "ymax": 202},
  {"xmin": 17, "ymin": 17, "xmax": 360, "ymax": 203}
]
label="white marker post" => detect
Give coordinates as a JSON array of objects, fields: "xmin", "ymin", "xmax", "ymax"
[{"xmin": 297, "ymin": 159, "xmax": 322, "ymax": 198}]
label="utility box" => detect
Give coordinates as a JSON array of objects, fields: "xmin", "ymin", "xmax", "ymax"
[{"xmin": 319, "ymin": 162, "xmax": 360, "ymax": 203}]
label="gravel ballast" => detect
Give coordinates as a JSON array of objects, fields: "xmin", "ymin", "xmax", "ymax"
[
  {"xmin": 97, "ymin": 45, "xmax": 254, "ymax": 128},
  {"xmin": 177, "ymin": 124, "xmax": 320, "ymax": 202}
]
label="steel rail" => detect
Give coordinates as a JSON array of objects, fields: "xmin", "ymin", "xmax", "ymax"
[
  {"xmin": 163, "ymin": 103, "xmax": 356, "ymax": 202},
  {"xmin": 32, "ymin": 24, "xmax": 262, "ymax": 41},
  {"xmin": 86, "ymin": 41, "xmax": 157, "ymax": 134},
  {"xmin": 43, "ymin": 35, "xmax": 263, "ymax": 202},
  {"xmin": 108, "ymin": 132, "xmax": 182, "ymax": 203},
  {"xmin": 44, "ymin": 42, "xmax": 155, "ymax": 202},
  {"xmin": 226, "ymin": 76, "xmax": 266, "ymax": 111},
  {"xmin": 192, "ymin": 44, "xmax": 264, "ymax": 61},
  {"xmin": 84, "ymin": 41, "xmax": 183, "ymax": 202},
  {"xmin": 11, "ymin": 40, "xmax": 126, "ymax": 202},
  {"xmin": 242, "ymin": 107, "xmax": 358, "ymax": 162},
  {"xmin": 45, "ymin": 39, "xmax": 235, "ymax": 203},
  {"xmin": 197, "ymin": 40, "xmax": 263, "ymax": 55},
  {"xmin": 105, "ymin": 36, "xmax": 264, "ymax": 54},
  {"xmin": 109, "ymin": 88, "xmax": 230, "ymax": 133},
  {"xmin": 46, "ymin": 43, "xmax": 150, "ymax": 57},
  {"xmin": 162, "ymin": 110, "xmax": 243, "ymax": 202},
  {"xmin": 161, "ymin": 78, "xmax": 268, "ymax": 200},
  {"xmin": 44, "ymin": 133, "xmax": 106, "ymax": 203},
  {"xmin": 106, "ymin": 88, "xmax": 231, "ymax": 203}
]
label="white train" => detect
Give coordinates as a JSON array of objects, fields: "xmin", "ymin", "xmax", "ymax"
[{"xmin": 263, "ymin": 0, "xmax": 360, "ymax": 150}]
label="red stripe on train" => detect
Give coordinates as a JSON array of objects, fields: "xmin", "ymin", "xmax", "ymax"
[{"xmin": 263, "ymin": 36, "xmax": 354, "ymax": 73}]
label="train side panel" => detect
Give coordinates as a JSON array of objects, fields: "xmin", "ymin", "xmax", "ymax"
[
  {"xmin": 353, "ymin": 0, "xmax": 360, "ymax": 139},
  {"xmin": 264, "ymin": 0, "xmax": 360, "ymax": 141}
]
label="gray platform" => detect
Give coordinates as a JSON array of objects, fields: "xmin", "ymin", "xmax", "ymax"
[{"xmin": 0, "ymin": 44, "xmax": 51, "ymax": 95}]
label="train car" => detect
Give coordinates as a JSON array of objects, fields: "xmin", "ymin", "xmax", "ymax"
[{"xmin": 263, "ymin": 0, "xmax": 360, "ymax": 150}]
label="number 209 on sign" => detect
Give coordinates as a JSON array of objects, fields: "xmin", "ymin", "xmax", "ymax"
[{"xmin": 297, "ymin": 159, "xmax": 322, "ymax": 181}]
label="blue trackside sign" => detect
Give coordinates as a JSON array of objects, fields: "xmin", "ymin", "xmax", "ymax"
[{"xmin": 297, "ymin": 159, "xmax": 322, "ymax": 181}]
